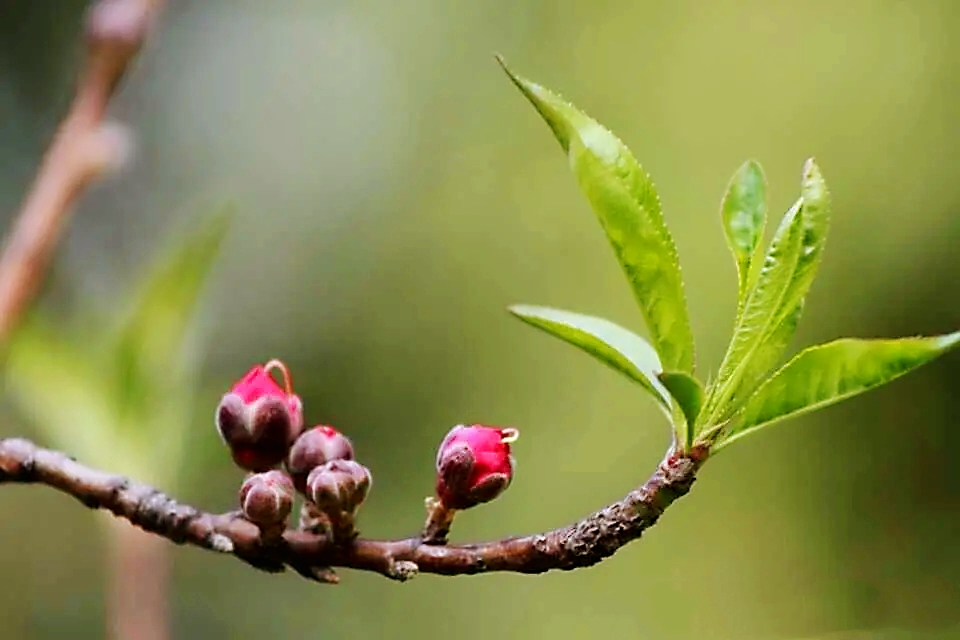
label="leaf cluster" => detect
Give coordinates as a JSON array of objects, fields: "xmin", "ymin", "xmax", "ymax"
[{"xmin": 498, "ymin": 57, "xmax": 958, "ymax": 454}]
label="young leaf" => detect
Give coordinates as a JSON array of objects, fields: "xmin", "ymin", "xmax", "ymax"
[
  {"xmin": 5, "ymin": 321, "xmax": 174, "ymax": 484},
  {"xmin": 658, "ymin": 371, "xmax": 705, "ymax": 442},
  {"xmin": 3, "ymin": 319, "xmax": 132, "ymax": 472},
  {"xmin": 509, "ymin": 304, "xmax": 671, "ymax": 413},
  {"xmin": 110, "ymin": 205, "xmax": 233, "ymax": 422},
  {"xmin": 721, "ymin": 160, "xmax": 767, "ymax": 314},
  {"xmin": 729, "ymin": 300, "xmax": 804, "ymax": 409},
  {"xmin": 728, "ymin": 160, "xmax": 832, "ymax": 404},
  {"xmin": 499, "ymin": 57, "xmax": 695, "ymax": 374},
  {"xmin": 778, "ymin": 160, "xmax": 830, "ymax": 324},
  {"xmin": 715, "ymin": 331, "xmax": 960, "ymax": 451},
  {"xmin": 700, "ymin": 199, "xmax": 806, "ymax": 427}
]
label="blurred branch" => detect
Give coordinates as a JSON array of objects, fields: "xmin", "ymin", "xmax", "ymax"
[
  {"xmin": 0, "ymin": 0, "xmax": 162, "ymax": 344},
  {"xmin": 0, "ymin": 437, "xmax": 705, "ymax": 582}
]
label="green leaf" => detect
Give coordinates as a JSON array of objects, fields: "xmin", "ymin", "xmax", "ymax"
[
  {"xmin": 721, "ymin": 160, "xmax": 767, "ymax": 314},
  {"xmin": 105, "ymin": 207, "xmax": 231, "ymax": 486},
  {"xmin": 658, "ymin": 371, "xmax": 705, "ymax": 444},
  {"xmin": 716, "ymin": 331, "xmax": 960, "ymax": 451},
  {"xmin": 110, "ymin": 205, "xmax": 233, "ymax": 425},
  {"xmin": 4, "ymin": 326, "xmax": 163, "ymax": 479},
  {"xmin": 700, "ymin": 198, "xmax": 806, "ymax": 427},
  {"xmin": 3, "ymin": 318, "xmax": 133, "ymax": 471},
  {"xmin": 779, "ymin": 160, "xmax": 830, "ymax": 323},
  {"xmin": 499, "ymin": 57, "xmax": 695, "ymax": 374},
  {"xmin": 729, "ymin": 160, "xmax": 832, "ymax": 404},
  {"xmin": 729, "ymin": 300, "xmax": 804, "ymax": 409},
  {"xmin": 509, "ymin": 304, "xmax": 671, "ymax": 414}
]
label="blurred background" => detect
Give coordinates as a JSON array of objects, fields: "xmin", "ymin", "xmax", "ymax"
[{"xmin": 0, "ymin": 0, "xmax": 958, "ymax": 638}]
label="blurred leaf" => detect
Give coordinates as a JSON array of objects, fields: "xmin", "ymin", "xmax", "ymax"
[
  {"xmin": 658, "ymin": 371, "xmax": 704, "ymax": 446},
  {"xmin": 2, "ymin": 202, "xmax": 231, "ymax": 486},
  {"xmin": 509, "ymin": 305, "xmax": 672, "ymax": 419},
  {"xmin": 721, "ymin": 160, "xmax": 767, "ymax": 315},
  {"xmin": 3, "ymin": 318, "xmax": 139, "ymax": 472},
  {"xmin": 716, "ymin": 331, "xmax": 960, "ymax": 451},
  {"xmin": 499, "ymin": 57, "xmax": 695, "ymax": 374},
  {"xmin": 176, "ymin": 388, "xmax": 236, "ymax": 490},
  {"xmin": 700, "ymin": 199, "xmax": 805, "ymax": 427},
  {"xmin": 110, "ymin": 205, "xmax": 233, "ymax": 428}
]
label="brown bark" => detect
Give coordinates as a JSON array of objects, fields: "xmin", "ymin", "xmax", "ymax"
[{"xmin": 0, "ymin": 437, "xmax": 706, "ymax": 582}]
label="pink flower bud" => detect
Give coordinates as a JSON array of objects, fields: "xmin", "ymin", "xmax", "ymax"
[
  {"xmin": 306, "ymin": 459, "xmax": 372, "ymax": 514},
  {"xmin": 435, "ymin": 424, "xmax": 517, "ymax": 510},
  {"xmin": 239, "ymin": 470, "xmax": 294, "ymax": 527},
  {"xmin": 285, "ymin": 425, "xmax": 355, "ymax": 493},
  {"xmin": 216, "ymin": 360, "xmax": 304, "ymax": 472}
]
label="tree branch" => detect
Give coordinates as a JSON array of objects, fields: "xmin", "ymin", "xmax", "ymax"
[
  {"xmin": 0, "ymin": 437, "xmax": 706, "ymax": 582},
  {"xmin": 0, "ymin": 0, "xmax": 161, "ymax": 344}
]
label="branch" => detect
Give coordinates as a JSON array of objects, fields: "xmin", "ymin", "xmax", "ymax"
[
  {"xmin": 0, "ymin": 0, "xmax": 162, "ymax": 344},
  {"xmin": 0, "ymin": 437, "xmax": 706, "ymax": 582}
]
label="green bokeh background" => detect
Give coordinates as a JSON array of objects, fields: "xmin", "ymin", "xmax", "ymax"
[{"xmin": 1, "ymin": 1, "xmax": 958, "ymax": 638}]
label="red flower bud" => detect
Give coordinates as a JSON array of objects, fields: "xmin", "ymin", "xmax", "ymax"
[
  {"xmin": 306, "ymin": 459, "xmax": 372, "ymax": 514},
  {"xmin": 216, "ymin": 360, "xmax": 304, "ymax": 472},
  {"xmin": 285, "ymin": 425, "xmax": 355, "ymax": 493},
  {"xmin": 435, "ymin": 424, "xmax": 517, "ymax": 510},
  {"xmin": 239, "ymin": 470, "xmax": 294, "ymax": 527}
]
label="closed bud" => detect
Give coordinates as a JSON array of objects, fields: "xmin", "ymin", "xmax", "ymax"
[
  {"xmin": 216, "ymin": 360, "xmax": 304, "ymax": 471},
  {"xmin": 239, "ymin": 470, "xmax": 294, "ymax": 527},
  {"xmin": 285, "ymin": 425, "xmax": 354, "ymax": 493},
  {"xmin": 306, "ymin": 459, "xmax": 372, "ymax": 514},
  {"xmin": 435, "ymin": 425, "xmax": 517, "ymax": 510}
]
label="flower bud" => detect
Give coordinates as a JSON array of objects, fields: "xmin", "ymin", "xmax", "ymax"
[
  {"xmin": 239, "ymin": 470, "xmax": 294, "ymax": 527},
  {"xmin": 285, "ymin": 425, "xmax": 354, "ymax": 493},
  {"xmin": 306, "ymin": 459, "xmax": 372, "ymax": 514},
  {"xmin": 435, "ymin": 425, "xmax": 517, "ymax": 510},
  {"xmin": 216, "ymin": 360, "xmax": 304, "ymax": 471}
]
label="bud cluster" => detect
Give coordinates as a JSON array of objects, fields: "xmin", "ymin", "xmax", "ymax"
[
  {"xmin": 215, "ymin": 360, "xmax": 372, "ymax": 540},
  {"xmin": 215, "ymin": 361, "xmax": 521, "ymax": 549}
]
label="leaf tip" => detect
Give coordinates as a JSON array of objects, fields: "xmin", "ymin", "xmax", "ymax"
[
  {"xmin": 507, "ymin": 304, "xmax": 544, "ymax": 321},
  {"xmin": 494, "ymin": 53, "xmax": 526, "ymax": 93},
  {"xmin": 200, "ymin": 201, "xmax": 237, "ymax": 240},
  {"xmin": 799, "ymin": 157, "xmax": 830, "ymax": 213},
  {"xmin": 495, "ymin": 59, "xmax": 574, "ymax": 153},
  {"xmin": 733, "ymin": 158, "xmax": 767, "ymax": 196},
  {"xmin": 741, "ymin": 158, "xmax": 765, "ymax": 177},
  {"xmin": 801, "ymin": 157, "xmax": 824, "ymax": 185},
  {"xmin": 937, "ymin": 330, "xmax": 960, "ymax": 351}
]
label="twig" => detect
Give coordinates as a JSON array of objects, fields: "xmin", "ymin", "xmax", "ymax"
[
  {"xmin": 0, "ymin": 0, "xmax": 162, "ymax": 344},
  {"xmin": 0, "ymin": 437, "xmax": 706, "ymax": 582}
]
